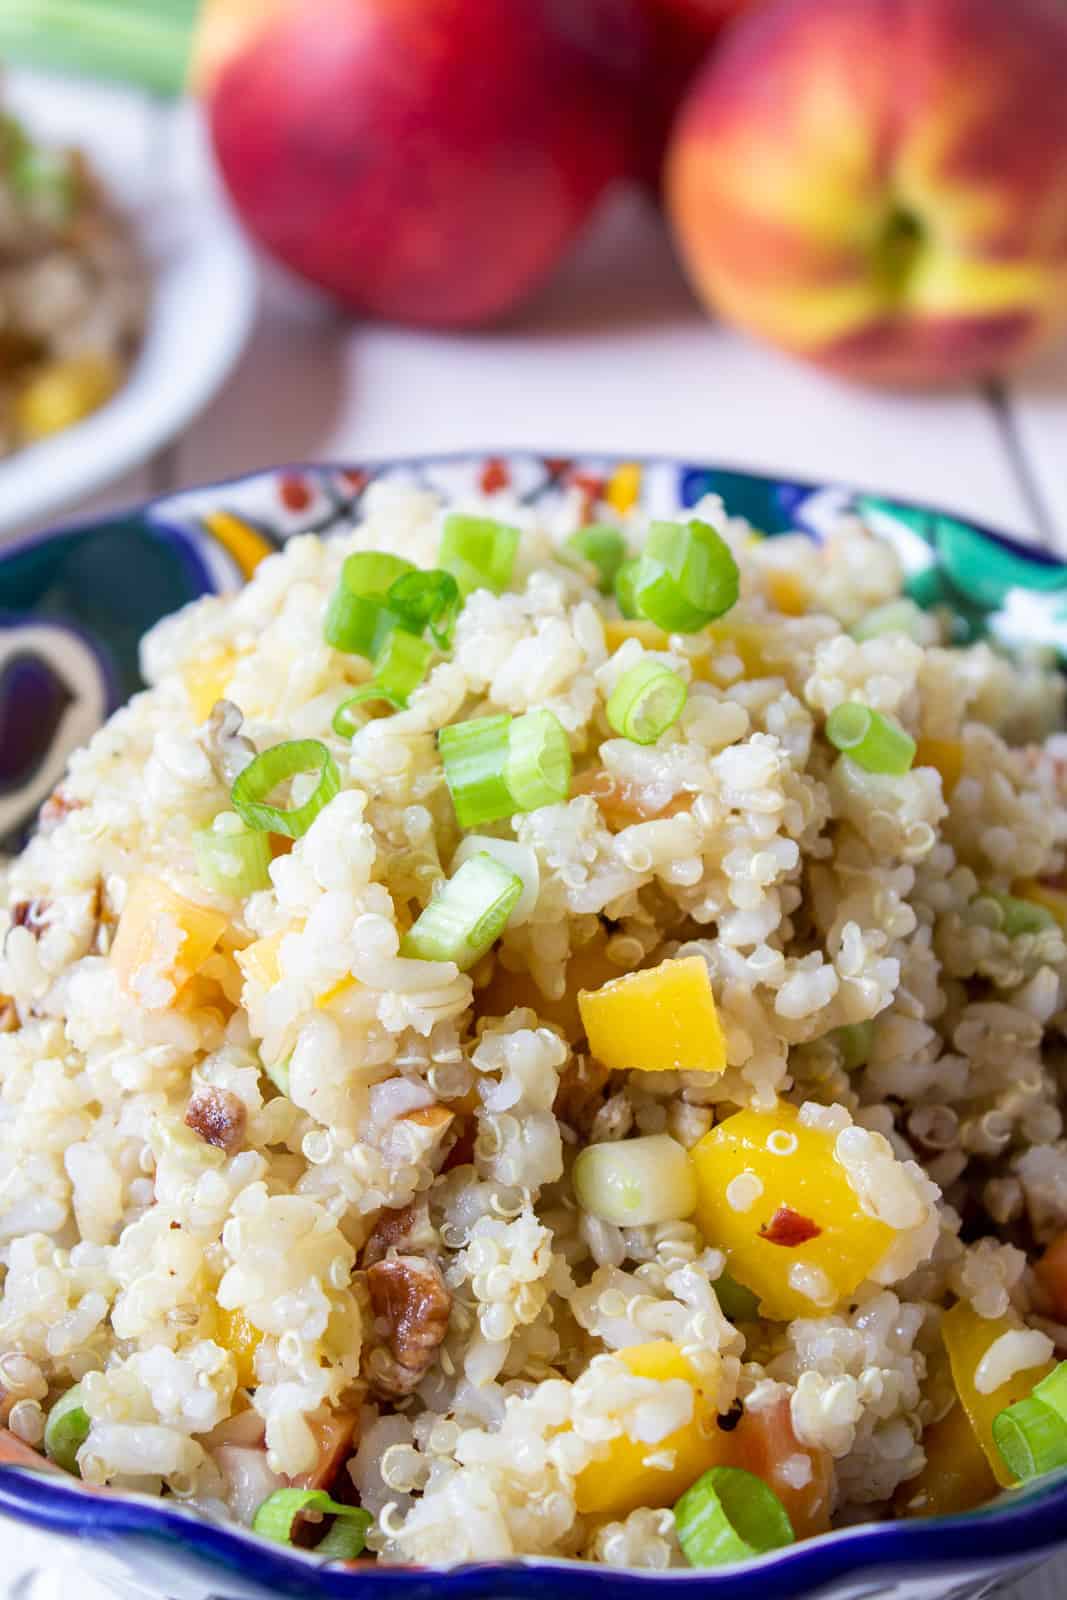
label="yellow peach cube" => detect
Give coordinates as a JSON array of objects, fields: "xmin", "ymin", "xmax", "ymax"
[
  {"xmin": 111, "ymin": 876, "xmax": 228, "ymax": 1009},
  {"xmin": 574, "ymin": 1342, "xmax": 726, "ymax": 1516},
  {"xmin": 578, "ymin": 955, "xmax": 726, "ymax": 1075},
  {"xmin": 941, "ymin": 1302, "xmax": 1056, "ymax": 1488},
  {"xmin": 690, "ymin": 1106, "xmax": 895, "ymax": 1320}
]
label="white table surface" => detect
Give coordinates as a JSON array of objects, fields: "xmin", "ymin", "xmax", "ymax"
[{"xmin": 6, "ymin": 70, "xmax": 1067, "ymax": 1600}]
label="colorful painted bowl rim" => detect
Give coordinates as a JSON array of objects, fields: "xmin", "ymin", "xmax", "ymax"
[{"xmin": 1, "ymin": 453, "xmax": 1065, "ymax": 1598}]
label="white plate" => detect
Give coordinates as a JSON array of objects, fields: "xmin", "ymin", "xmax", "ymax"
[{"xmin": 0, "ymin": 73, "xmax": 257, "ymax": 537}]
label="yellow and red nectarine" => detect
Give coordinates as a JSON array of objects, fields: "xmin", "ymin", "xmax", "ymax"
[{"xmin": 666, "ymin": 0, "xmax": 1067, "ymax": 385}]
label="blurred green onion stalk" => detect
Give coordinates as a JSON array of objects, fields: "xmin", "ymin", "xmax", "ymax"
[{"xmin": 0, "ymin": 0, "xmax": 203, "ymax": 94}]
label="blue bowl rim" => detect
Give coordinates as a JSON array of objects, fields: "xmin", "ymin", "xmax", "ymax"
[
  {"xmin": 2, "ymin": 450, "xmax": 1065, "ymax": 1596},
  {"xmin": 1, "ymin": 447, "xmax": 1057, "ymax": 569}
]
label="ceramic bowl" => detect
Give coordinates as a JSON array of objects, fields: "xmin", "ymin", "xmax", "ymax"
[{"xmin": 3, "ymin": 453, "xmax": 1067, "ymax": 1600}]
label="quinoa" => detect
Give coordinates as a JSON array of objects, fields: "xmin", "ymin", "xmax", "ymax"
[{"xmin": 2, "ymin": 481, "xmax": 1067, "ymax": 1566}]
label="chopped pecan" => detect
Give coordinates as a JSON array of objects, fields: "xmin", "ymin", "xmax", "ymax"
[
  {"xmin": 364, "ymin": 1254, "xmax": 451, "ymax": 1399},
  {"xmin": 185, "ymin": 1087, "xmax": 247, "ymax": 1153},
  {"xmin": 759, "ymin": 1206, "xmax": 821, "ymax": 1247},
  {"xmin": 361, "ymin": 1199, "xmax": 436, "ymax": 1268},
  {"xmin": 0, "ymin": 996, "xmax": 18, "ymax": 1034},
  {"xmin": 38, "ymin": 790, "xmax": 84, "ymax": 834},
  {"xmin": 11, "ymin": 899, "xmax": 52, "ymax": 938},
  {"xmin": 554, "ymin": 1052, "xmax": 612, "ymax": 1136}
]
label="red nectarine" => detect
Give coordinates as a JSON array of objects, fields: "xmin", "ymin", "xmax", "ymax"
[
  {"xmin": 636, "ymin": 0, "xmax": 758, "ymax": 189},
  {"xmin": 666, "ymin": 0, "xmax": 1067, "ymax": 385},
  {"xmin": 207, "ymin": 0, "xmax": 647, "ymax": 329}
]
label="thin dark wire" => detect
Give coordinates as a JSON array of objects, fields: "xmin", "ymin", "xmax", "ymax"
[{"xmin": 985, "ymin": 379, "xmax": 1058, "ymax": 551}]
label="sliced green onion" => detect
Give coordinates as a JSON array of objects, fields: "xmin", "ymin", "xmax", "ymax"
[
  {"xmin": 850, "ymin": 599, "xmax": 926, "ymax": 643},
  {"xmin": 439, "ymin": 513, "xmax": 520, "ymax": 596},
  {"xmin": 400, "ymin": 852, "xmax": 522, "ymax": 970},
  {"xmin": 992, "ymin": 1395, "xmax": 1067, "ymax": 1482},
  {"xmin": 331, "ymin": 628, "xmax": 434, "ymax": 738},
  {"xmin": 439, "ymin": 710, "xmax": 572, "ymax": 827},
  {"xmin": 451, "ymin": 835, "xmax": 540, "ymax": 925},
  {"xmin": 387, "ymin": 568, "xmax": 461, "ymax": 649},
  {"xmin": 341, "ymin": 551, "xmax": 415, "ymax": 596},
  {"xmin": 194, "ymin": 813, "xmax": 272, "ymax": 896},
  {"xmin": 438, "ymin": 714, "xmax": 514, "ymax": 827},
  {"xmin": 43, "ymin": 1383, "xmax": 89, "ymax": 1475},
  {"xmin": 974, "ymin": 890, "xmax": 1056, "ymax": 939},
  {"xmin": 606, "ymin": 658, "xmax": 686, "ymax": 745},
  {"xmin": 231, "ymin": 740, "xmax": 340, "ymax": 838},
  {"xmin": 826, "ymin": 703, "xmax": 916, "ymax": 776},
  {"xmin": 675, "ymin": 1465, "xmax": 794, "ymax": 1568},
  {"xmin": 1034, "ymin": 1361, "xmax": 1067, "ymax": 1420},
  {"xmin": 615, "ymin": 558, "xmax": 640, "ymax": 619},
  {"xmin": 332, "ymin": 685, "xmax": 407, "ymax": 739},
  {"xmin": 573, "ymin": 1134, "xmax": 697, "ymax": 1226},
  {"xmin": 314, "ymin": 1512, "xmax": 374, "ymax": 1561},
  {"xmin": 373, "ymin": 627, "xmax": 433, "ymax": 704},
  {"xmin": 252, "ymin": 1487, "xmax": 372, "ymax": 1555},
  {"xmin": 324, "ymin": 551, "xmax": 417, "ymax": 657},
  {"xmin": 631, "ymin": 519, "xmax": 740, "ymax": 633},
  {"xmin": 714, "ymin": 1271, "xmax": 760, "ymax": 1323},
  {"xmin": 832, "ymin": 1020, "xmax": 875, "ymax": 1072},
  {"xmin": 505, "ymin": 709, "xmax": 572, "ymax": 813},
  {"xmin": 567, "ymin": 525, "xmax": 626, "ymax": 594},
  {"xmin": 324, "ymin": 588, "xmax": 403, "ymax": 658}
]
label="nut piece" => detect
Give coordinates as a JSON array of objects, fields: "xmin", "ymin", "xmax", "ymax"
[
  {"xmin": 11, "ymin": 899, "xmax": 52, "ymax": 938},
  {"xmin": 364, "ymin": 1254, "xmax": 451, "ymax": 1399},
  {"xmin": 38, "ymin": 790, "xmax": 84, "ymax": 834},
  {"xmin": 185, "ymin": 1086, "xmax": 247, "ymax": 1154},
  {"xmin": 554, "ymin": 1053, "xmax": 612, "ymax": 1136},
  {"xmin": 361, "ymin": 1199, "xmax": 436, "ymax": 1268},
  {"xmin": 0, "ymin": 997, "xmax": 18, "ymax": 1034}
]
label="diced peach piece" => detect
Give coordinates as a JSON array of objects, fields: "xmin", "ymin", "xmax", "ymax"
[
  {"xmin": 690, "ymin": 1106, "xmax": 895, "ymax": 1320},
  {"xmin": 111, "ymin": 876, "xmax": 228, "ymax": 1009},
  {"xmin": 915, "ymin": 737, "xmax": 964, "ymax": 797},
  {"xmin": 603, "ymin": 618, "xmax": 670, "ymax": 654},
  {"xmin": 702, "ymin": 621, "xmax": 779, "ymax": 679},
  {"xmin": 941, "ymin": 1302, "xmax": 1056, "ymax": 1488},
  {"xmin": 574, "ymin": 1342, "xmax": 727, "ymax": 1516},
  {"xmin": 183, "ymin": 649, "xmax": 237, "ymax": 723},
  {"xmin": 235, "ymin": 930, "xmax": 287, "ymax": 991},
  {"xmin": 478, "ymin": 931, "xmax": 628, "ymax": 1043},
  {"xmin": 572, "ymin": 768, "xmax": 692, "ymax": 831},
  {"xmin": 578, "ymin": 955, "xmax": 726, "ymax": 1074},
  {"xmin": 894, "ymin": 1399, "xmax": 997, "ymax": 1518},
  {"xmin": 728, "ymin": 1393, "xmax": 833, "ymax": 1539},
  {"xmin": 764, "ymin": 569, "xmax": 808, "ymax": 615},
  {"xmin": 215, "ymin": 1304, "xmax": 264, "ymax": 1389}
]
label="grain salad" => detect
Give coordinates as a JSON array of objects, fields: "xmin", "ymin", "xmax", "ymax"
[
  {"xmin": 0, "ymin": 99, "xmax": 144, "ymax": 456},
  {"xmin": 4, "ymin": 482, "xmax": 1067, "ymax": 1569}
]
